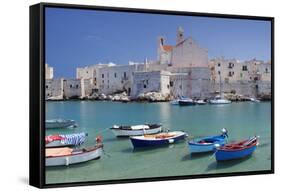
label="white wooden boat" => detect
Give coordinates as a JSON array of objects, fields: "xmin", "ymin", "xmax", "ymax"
[
  {"xmin": 45, "ymin": 119, "xmax": 77, "ymax": 129},
  {"xmin": 46, "ymin": 144, "xmax": 103, "ymax": 166},
  {"xmin": 110, "ymin": 124, "xmax": 162, "ymax": 137},
  {"xmin": 45, "ymin": 133, "xmax": 87, "ymax": 148}
]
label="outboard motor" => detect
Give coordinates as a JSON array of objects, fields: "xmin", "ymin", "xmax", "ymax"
[{"xmin": 221, "ymin": 128, "xmax": 228, "ymax": 138}]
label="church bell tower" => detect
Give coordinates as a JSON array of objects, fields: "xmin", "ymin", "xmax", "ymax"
[{"xmin": 176, "ymin": 26, "xmax": 185, "ymax": 44}]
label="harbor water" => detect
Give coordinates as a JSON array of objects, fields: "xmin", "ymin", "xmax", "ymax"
[{"xmin": 46, "ymin": 101, "xmax": 272, "ymax": 184}]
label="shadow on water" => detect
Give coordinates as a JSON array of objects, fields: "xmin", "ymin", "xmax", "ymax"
[
  {"xmin": 103, "ymin": 136, "xmax": 129, "ymax": 143},
  {"xmin": 121, "ymin": 144, "xmax": 177, "ymax": 154},
  {"xmin": 258, "ymin": 142, "xmax": 270, "ymax": 148},
  {"xmin": 181, "ymin": 152, "xmax": 213, "ymax": 161},
  {"xmin": 205, "ymin": 155, "xmax": 252, "ymax": 172}
]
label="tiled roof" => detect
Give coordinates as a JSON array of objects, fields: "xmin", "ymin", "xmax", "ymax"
[{"xmin": 163, "ymin": 45, "xmax": 173, "ymax": 52}]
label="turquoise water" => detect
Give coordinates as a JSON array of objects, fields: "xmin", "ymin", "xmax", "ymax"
[{"xmin": 45, "ymin": 101, "xmax": 272, "ymax": 184}]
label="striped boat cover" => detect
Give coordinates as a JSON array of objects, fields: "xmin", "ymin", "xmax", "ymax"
[{"xmin": 60, "ymin": 133, "xmax": 87, "ymax": 146}]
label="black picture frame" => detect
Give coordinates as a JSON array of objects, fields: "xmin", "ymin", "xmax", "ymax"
[{"xmin": 30, "ymin": 2, "xmax": 274, "ymax": 188}]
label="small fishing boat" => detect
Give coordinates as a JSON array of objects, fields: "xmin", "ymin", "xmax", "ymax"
[
  {"xmin": 46, "ymin": 136, "xmax": 103, "ymax": 166},
  {"xmin": 188, "ymin": 128, "xmax": 228, "ymax": 153},
  {"xmin": 45, "ymin": 132, "xmax": 88, "ymax": 148},
  {"xmin": 110, "ymin": 124, "xmax": 162, "ymax": 137},
  {"xmin": 215, "ymin": 136, "xmax": 259, "ymax": 161},
  {"xmin": 46, "ymin": 119, "xmax": 77, "ymax": 129},
  {"xmin": 130, "ymin": 131, "xmax": 187, "ymax": 148},
  {"xmin": 209, "ymin": 95, "xmax": 231, "ymax": 104},
  {"xmin": 178, "ymin": 98, "xmax": 196, "ymax": 106}
]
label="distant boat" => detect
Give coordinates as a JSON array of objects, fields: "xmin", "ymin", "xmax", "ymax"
[
  {"xmin": 178, "ymin": 98, "xmax": 196, "ymax": 106},
  {"xmin": 209, "ymin": 95, "xmax": 231, "ymax": 104},
  {"xmin": 170, "ymin": 96, "xmax": 189, "ymax": 105},
  {"xmin": 210, "ymin": 71, "xmax": 231, "ymax": 105},
  {"xmin": 130, "ymin": 131, "xmax": 187, "ymax": 148},
  {"xmin": 110, "ymin": 124, "xmax": 162, "ymax": 137},
  {"xmin": 249, "ymin": 97, "xmax": 261, "ymax": 103},
  {"xmin": 188, "ymin": 128, "xmax": 228, "ymax": 153},
  {"xmin": 45, "ymin": 132, "xmax": 88, "ymax": 148},
  {"xmin": 45, "ymin": 119, "xmax": 77, "ymax": 129},
  {"xmin": 215, "ymin": 136, "xmax": 259, "ymax": 161},
  {"xmin": 195, "ymin": 99, "xmax": 207, "ymax": 105}
]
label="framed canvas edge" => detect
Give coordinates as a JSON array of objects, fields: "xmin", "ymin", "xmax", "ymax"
[{"xmin": 29, "ymin": 2, "xmax": 275, "ymax": 189}]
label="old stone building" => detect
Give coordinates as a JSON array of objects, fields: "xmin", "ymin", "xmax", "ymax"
[
  {"xmin": 132, "ymin": 71, "xmax": 171, "ymax": 98},
  {"xmin": 209, "ymin": 58, "xmax": 271, "ymax": 96}
]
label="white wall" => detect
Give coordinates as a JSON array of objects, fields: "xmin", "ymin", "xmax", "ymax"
[{"xmin": 0, "ymin": 1, "xmax": 279, "ymax": 191}]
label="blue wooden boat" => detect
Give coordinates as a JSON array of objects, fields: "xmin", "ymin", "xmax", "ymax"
[
  {"xmin": 188, "ymin": 128, "xmax": 228, "ymax": 153},
  {"xmin": 215, "ymin": 136, "xmax": 259, "ymax": 161},
  {"xmin": 130, "ymin": 131, "xmax": 187, "ymax": 148}
]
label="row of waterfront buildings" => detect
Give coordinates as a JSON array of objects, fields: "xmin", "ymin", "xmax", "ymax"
[{"xmin": 45, "ymin": 27, "xmax": 271, "ymax": 100}]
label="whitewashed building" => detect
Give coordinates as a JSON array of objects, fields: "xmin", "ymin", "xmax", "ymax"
[
  {"xmin": 132, "ymin": 71, "xmax": 171, "ymax": 98},
  {"xmin": 63, "ymin": 79, "xmax": 86, "ymax": 99},
  {"xmin": 45, "ymin": 78, "xmax": 63, "ymax": 99},
  {"xmin": 45, "ymin": 64, "xmax": 54, "ymax": 79}
]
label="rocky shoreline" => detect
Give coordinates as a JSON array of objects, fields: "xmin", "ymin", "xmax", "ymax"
[{"xmin": 46, "ymin": 91, "xmax": 271, "ymax": 102}]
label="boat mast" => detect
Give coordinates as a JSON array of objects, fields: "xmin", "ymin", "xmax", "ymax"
[{"xmin": 219, "ymin": 70, "xmax": 222, "ymax": 97}]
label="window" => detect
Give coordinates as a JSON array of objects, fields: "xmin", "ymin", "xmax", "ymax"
[
  {"xmin": 46, "ymin": 85, "xmax": 48, "ymax": 89},
  {"xmin": 76, "ymin": 85, "xmax": 79, "ymax": 88},
  {"xmin": 218, "ymin": 63, "xmax": 221, "ymax": 67},
  {"xmin": 124, "ymin": 72, "xmax": 127, "ymax": 78},
  {"xmin": 218, "ymin": 71, "xmax": 221, "ymax": 75},
  {"xmin": 70, "ymin": 84, "xmax": 72, "ymax": 88},
  {"xmin": 144, "ymin": 84, "xmax": 147, "ymax": 88},
  {"xmin": 114, "ymin": 73, "xmax": 117, "ymax": 78},
  {"xmin": 170, "ymin": 81, "xmax": 174, "ymax": 87},
  {"xmin": 94, "ymin": 77, "xmax": 96, "ymax": 81},
  {"xmin": 102, "ymin": 80, "xmax": 104, "ymax": 83},
  {"xmin": 179, "ymin": 85, "xmax": 182, "ymax": 90},
  {"xmin": 102, "ymin": 74, "xmax": 104, "ymax": 78},
  {"xmin": 167, "ymin": 84, "xmax": 170, "ymax": 89},
  {"xmin": 265, "ymin": 68, "xmax": 268, "ymax": 73},
  {"xmin": 242, "ymin": 65, "xmax": 248, "ymax": 71}
]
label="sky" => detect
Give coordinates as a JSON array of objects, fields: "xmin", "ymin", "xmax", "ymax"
[{"xmin": 45, "ymin": 7, "xmax": 271, "ymax": 78}]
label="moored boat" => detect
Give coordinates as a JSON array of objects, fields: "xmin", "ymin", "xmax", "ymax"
[
  {"xmin": 130, "ymin": 131, "xmax": 187, "ymax": 148},
  {"xmin": 46, "ymin": 136, "xmax": 103, "ymax": 166},
  {"xmin": 110, "ymin": 124, "xmax": 162, "ymax": 137},
  {"xmin": 250, "ymin": 97, "xmax": 261, "ymax": 103},
  {"xmin": 46, "ymin": 119, "xmax": 77, "ymax": 129},
  {"xmin": 45, "ymin": 132, "xmax": 88, "ymax": 148},
  {"xmin": 188, "ymin": 128, "xmax": 228, "ymax": 153},
  {"xmin": 209, "ymin": 95, "xmax": 231, "ymax": 104},
  {"xmin": 178, "ymin": 98, "xmax": 196, "ymax": 106},
  {"xmin": 195, "ymin": 99, "xmax": 207, "ymax": 105},
  {"xmin": 170, "ymin": 96, "xmax": 189, "ymax": 105},
  {"xmin": 215, "ymin": 136, "xmax": 259, "ymax": 161}
]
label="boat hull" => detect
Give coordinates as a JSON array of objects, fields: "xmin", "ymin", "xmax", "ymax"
[
  {"xmin": 209, "ymin": 100, "xmax": 231, "ymax": 104},
  {"xmin": 46, "ymin": 146, "xmax": 103, "ymax": 166},
  {"xmin": 111, "ymin": 126, "xmax": 162, "ymax": 137},
  {"xmin": 130, "ymin": 132, "xmax": 187, "ymax": 148},
  {"xmin": 46, "ymin": 120, "xmax": 77, "ymax": 129},
  {"xmin": 188, "ymin": 135, "xmax": 227, "ymax": 153},
  {"xmin": 189, "ymin": 140, "xmax": 225, "ymax": 153},
  {"xmin": 215, "ymin": 145, "xmax": 257, "ymax": 161},
  {"xmin": 178, "ymin": 100, "xmax": 196, "ymax": 106}
]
